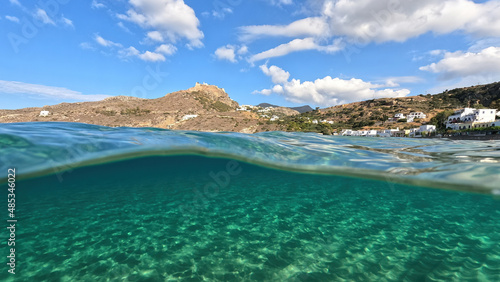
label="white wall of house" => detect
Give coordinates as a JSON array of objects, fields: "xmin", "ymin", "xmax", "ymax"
[
  {"xmin": 408, "ymin": 112, "xmax": 426, "ymax": 119},
  {"xmin": 182, "ymin": 114, "xmax": 198, "ymax": 121},
  {"xmin": 39, "ymin": 111, "xmax": 49, "ymax": 117},
  {"xmin": 420, "ymin": 125, "xmax": 436, "ymax": 132},
  {"xmin": 446, "ymin": 108, "xmax": 498, "ymax": 128}
]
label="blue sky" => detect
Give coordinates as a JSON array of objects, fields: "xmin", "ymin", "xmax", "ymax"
[{"xmin": 1, "ymin": 0, "xmax": 500, "ymax": 109}]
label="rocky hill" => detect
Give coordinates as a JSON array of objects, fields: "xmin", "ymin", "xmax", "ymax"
[
  {"xmin": 0, "ymin": 83, "xmax": 295, "ymax": 133},
  {"xmin": 273, "ymin": 82, "xmax": 500, "ymax": 134},
  {"xmin": 2, "ymin": 81, "xmax": 499, "ymax": 134}
]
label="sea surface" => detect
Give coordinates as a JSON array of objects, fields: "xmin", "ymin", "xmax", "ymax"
[{"xmin": 1, "ymin": 122, "xmax": 500, "ymax": 281}]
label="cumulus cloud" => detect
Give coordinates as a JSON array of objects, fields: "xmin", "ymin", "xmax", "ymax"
[
  {"xmin": 92, "ymin": 34, "xmax": 168, "ymax": 62},
  {"xmin": 259, "ymin": 64, "xmax": 290, "ymax": 84},
  {"xmin": 5, "ymin": 15, "xmax": 20, "ymax": 23},
  {"xmin": 255, "ymin": 64, "xmax": 410, "ymax": 106},
  {"xmin": 420, "ymin": 46, "xmax": 500, "ymax": 80},
  {"xmin": 91, "ymin": 0, "xmax": 106, "ymax": 9},
  {"xmin": 34, "ymin": 8, "xmax": 55, "ymax": 25},
  {"xmin": 118, "ymin": 46, "xmax": 140, "ymax": 58},
  {"xmin": 236, "ymin": 0, "xmax": 500, "ymax": 61},
  {"xmin": 211, "ymin": 7, "xmax": 233, "ymax": 19},
  {"xmin": 214, "ymin": 45, "xmax": 249, "ymax": 63},
  {"xmin": 0, "ymin": 80, "xmax": 110, "ymax": 101},
  {"xmin": 215, "ymin": 46, "xmax": 236, "ymax": 63},
  {"xmin": 147, "ymin": 31, "xmax": 164, "ymax": 42},
  {"xmin": 155, "ymin": 44, "xmax": 177, "ymax": 56},
  {"xmin": 94, "ymin": 35, "xmax": 122, "ymax": 48},
  {"xmin": 117, "ymin": 0, "xmax": 204, "ymax": 48},
  {"xmin": 138, "ymin": 51, "xmax": 165, "ymax": 62}
]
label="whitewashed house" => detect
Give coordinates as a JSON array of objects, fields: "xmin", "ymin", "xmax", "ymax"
[
  {"xmin": 419, "ymin": 125, "xmax": 436, "ymax": 132},
  {"xmin": 39, "ymin": 111, "xmax": 50, "ymax": 117},
  {"xmin": 446, "ymin": 108, "xmax": 498, "ymax": 130},
  {"xmin": 394, "ymin": 113, "xmax": 405, "ymax": 119},
  {"xmin": 182, "ymin": 114, "xmax": 198, "ymax": 121},
  {"xmin": 407, "ymin": 112, "xmax": 426, "ymax": 122},
  {"xmin": 341, "ymin": 129, "xmax": 354, "ymax": 136},
  {"xmin": 270, "ymin": 115, "xmax": 280, "ymax": 121}
]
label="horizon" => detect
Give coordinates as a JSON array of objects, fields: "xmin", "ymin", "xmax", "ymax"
[{"xmin": 2, "ymin": 0, "xmax": 500, "ymax": 110}]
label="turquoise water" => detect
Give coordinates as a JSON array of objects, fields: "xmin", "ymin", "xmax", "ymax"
[{"xmin": 1, "ymin": 122, "xmax": 500, "ymax": 281}]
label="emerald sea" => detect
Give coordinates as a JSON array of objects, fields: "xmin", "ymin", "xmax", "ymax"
[{"xmin": 1, "ymin": 122, "xmax": 500, "ymax": 281}]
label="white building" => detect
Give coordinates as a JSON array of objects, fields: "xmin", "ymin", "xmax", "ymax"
[
  {"xmin": 446, "ymin": 108, "xmax": 498, "ymax": 130},
  {"xmin": 270, "ymin": 115, "xmax": 280, "ymax": 121},
  {"xmin": 182, "ymin": 114, "xmax": 198, "ymax": 121},
  {"xmin": 39, "ymin": 111, "xmax": 49, "ymax": 117},
  {"xmin": 407, "ymin": 112, "xmax": 426, "ymax": 122},
  {"xmin": 419, "ymin": 125, "xmax": 436, "ymax": 132},
  {"xmin": 394, "ymin": 113, "xmax": 405, "ymax": 119}
]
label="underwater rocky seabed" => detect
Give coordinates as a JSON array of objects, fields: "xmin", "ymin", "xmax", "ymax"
[{"xmin": 1, "ymin": 155, "xmax": 500, "ymax": 281}]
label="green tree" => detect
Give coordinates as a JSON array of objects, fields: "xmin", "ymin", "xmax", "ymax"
[{"xmin": 430, "ymin": 110, "xmax": 455, "ymax": 131}]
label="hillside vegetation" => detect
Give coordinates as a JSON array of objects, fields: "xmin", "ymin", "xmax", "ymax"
[{"xmin": 272, "ymin": 82, "xmax": 500, "ymax": 134}]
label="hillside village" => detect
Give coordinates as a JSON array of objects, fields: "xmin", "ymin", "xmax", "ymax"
[{"xmin": 1, "ymin": 81, "xmax": 500, "ymax": 136}]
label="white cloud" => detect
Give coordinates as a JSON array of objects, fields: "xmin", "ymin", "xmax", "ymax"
[
  {"xmin": 214, "ymin": 45, "xmax": 249, "ymax": 63},
  {"xmin": 383, "ymin": 76, "xmax": 424, "ymax": 87},
  {"xmin": 9, "ymin": 0, "xmax": 21, "ymax": 7},
  {"xmin": 60, "ymin": 16, "xmax": 74, "ymax": 28},
  {"xmin": 212, "ymin": 7, "xmax": 232, "ymax": 19},
  {"xmin": 259, "ymin": 64, "xmax": 290, "ymax": 84},
  {"xmin": 5, "ymin": 16, "xmax": 20, "ymax": 23},
  {"xmin": 235, "ymin": 0, "xmax": 500, "ymax": 61},
  {"xmin": 94, "ymin": 35, "xmax": 122, "ymax": 48},
  {"xmin": 79, "ymin": 42, "xmax": 96, "ymax": 51},
  {"xmin": 249, "ymin": 37, "xmax": 342, "ymax": 62},
  {"xmin": 34, "ymin": 8, "xmax": 55, "ymax": 26},
  {"xmin": 215, "ymin": 45, "xmax": 237, "ymax": 63},
  {"xmin": 147, "ymin": 31, "xmax": 164, "ymax": 42},
  {"xmin": 91, "ymin": 0, "xmax": 106, "ymax": 9},
  {"xmin": 0, "ymin": 80, "xmax": 110, "ymax": 101},
  {"xmin": 420, "ymin": 46, "xmax": 500, "ymax": 80},
  {"xmin": 237, "ymin": 45, "xmax": 248, "ymax": 55},
  {"xmin": 138, "ymin": 51, "xmax": 165, "ymax": 62},
  {"xmin": 239, "ymin": 17, "xmax": 329, "ymax": 42},
  {"xmin": 92, "ymin": 33, "xmax": 170, "ymax": 62},
  {"xmin": 118, "ymin": 46, "xmax": 140, "ymax": 58},
  {"xmin": 117, "ymin": 0, "xmax": 204, "ymax": 48},
  {"xmin": 155, "ymin": 44, "xmax": 177, "ymax": 56},
  {"xmin": 256, "ymin": 64, "xmax": 410, "ymax": 106},
  {"xmin": 117, "ymin": 22, "xmax": 132, "ymax": 33},
  {"xmin": 429, "ymin": 49, "xmax": 446, "ymax": 56},
  {"xmin": 468, "ymin": 38, "xmax": 500, "ymax": 53},
  {"xmin": 269, "ymin": 0, "xmax": 293, "ymax": 6},
  {"xmin": 117, "ymin": 46, "xmax": 168, "ymax": 62}
]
